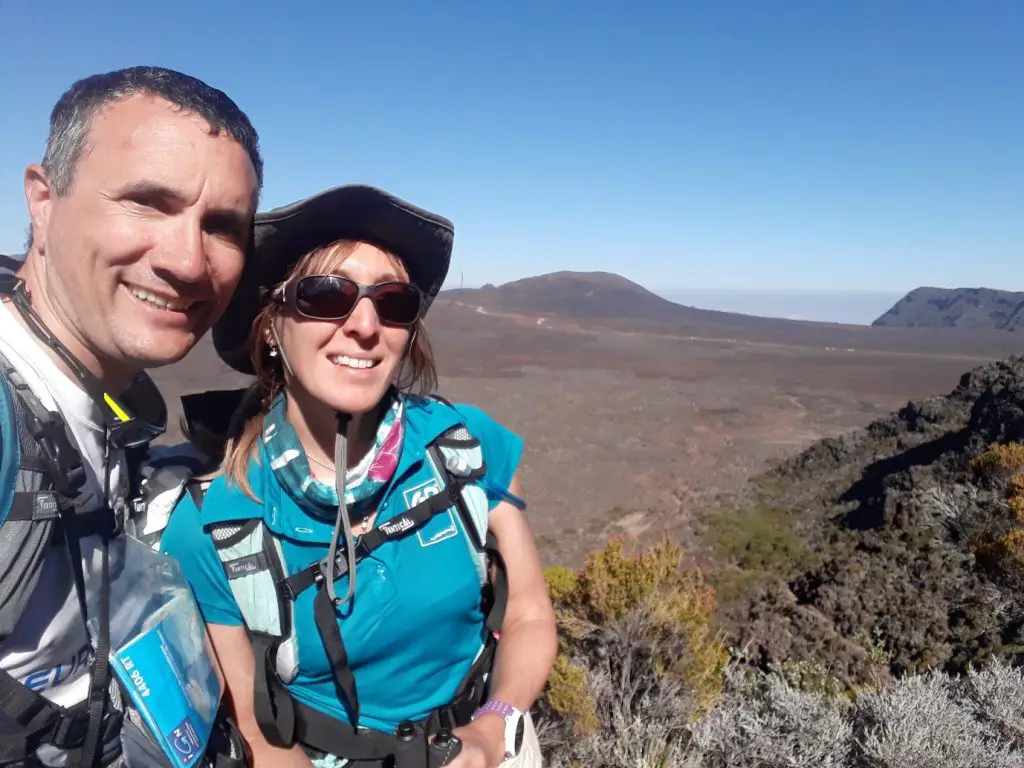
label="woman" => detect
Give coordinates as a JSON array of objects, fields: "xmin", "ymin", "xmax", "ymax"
[{"xmin": 161, "ymin": 184, "xmax": 556, "ymax": 768}]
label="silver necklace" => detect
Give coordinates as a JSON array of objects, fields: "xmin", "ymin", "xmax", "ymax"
[{"xmin": 307, "ymin": 453, "xmax": 334, "ymax": 471}]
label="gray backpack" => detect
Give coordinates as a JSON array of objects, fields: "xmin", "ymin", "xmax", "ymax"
[{"xmin": 0, "ymin": 348, "xmax": 142, "ymax": 766}]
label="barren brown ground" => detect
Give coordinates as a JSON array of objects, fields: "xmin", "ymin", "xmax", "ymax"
[{"xmin": 150, "ymin": 301, "xmax": 1024, "ymax": 567}]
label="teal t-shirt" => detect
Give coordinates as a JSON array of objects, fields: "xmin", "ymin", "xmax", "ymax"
[{"xmin": 160, "ymin": 397, "xmax": 523, "ymax": 733}]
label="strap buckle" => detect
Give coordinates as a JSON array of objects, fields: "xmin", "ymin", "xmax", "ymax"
[
  {"xmin": 316, "ymin": 544, "xmax": 358, "ymax": 587},
  {"xmin": 49, "ymin": 708, "xmax": 90, "ymax": 750},
  {"xmin": 278, "ymin": 576, "xmax": 298, "ymax": 602},
  {"xmin": 23, "ymin": 410, "xmax": 88, "ymax": 503},
  {"xmin": 48, "ymin": 706, "xmax": 122, "ymax": 752}
]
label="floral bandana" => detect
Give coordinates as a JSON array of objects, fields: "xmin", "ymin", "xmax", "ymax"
[{"xmin": 261, "ymin": 392, "xmax": 405, "ymax": 519}]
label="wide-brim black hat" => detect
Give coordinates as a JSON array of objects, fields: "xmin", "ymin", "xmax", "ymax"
[{"xmin": 212, "ymin": 184, "xmax": 454, "ymax": 374}]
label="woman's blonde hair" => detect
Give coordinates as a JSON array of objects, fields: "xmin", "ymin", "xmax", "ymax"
[{"xmin": 214, "ymin": 239, "xmax": 438, "ymax": 498}]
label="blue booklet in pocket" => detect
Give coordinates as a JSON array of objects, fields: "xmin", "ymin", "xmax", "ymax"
[
  {"xmin": 109, "ymin": 591, "xmax": 222, "ymax": 768},
  {"xmin": 89, "ymin": 537, "xmax": 224, "ymax": 768}
]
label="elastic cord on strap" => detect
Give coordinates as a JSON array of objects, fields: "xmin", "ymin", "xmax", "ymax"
[{"xmin": 323, "ymin": 412, "xmax": 356, "ymax": 606}]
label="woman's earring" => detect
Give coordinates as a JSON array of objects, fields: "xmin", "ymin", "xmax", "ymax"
[{"xmin": 268, "ymin": 346, "xmax": 279, "ymax": 358}]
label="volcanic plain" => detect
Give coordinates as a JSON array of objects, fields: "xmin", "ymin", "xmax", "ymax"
[{"xmin": 150, "ymin": 273, "xmax": 1024, "ymax": 567}]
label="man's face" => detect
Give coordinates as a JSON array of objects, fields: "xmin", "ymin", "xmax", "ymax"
[{"xmin": 25, "ymin": 93, "xmax": 259, "ymax": 377}]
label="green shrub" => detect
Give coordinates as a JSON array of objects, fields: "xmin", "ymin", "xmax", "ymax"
[
  {"xmin": 966, "ymin": 442, "xmax": 1024, "ymax": 586},
  {"xmin": 545, "ymin": 656, "xmax": 599, "ymax": 738},
  {"xmin": 700, "ymin": 504, "xmax": 808, "ymax": 576},
  {"xmin": 971, "ymin": 442, "xmax": 1024, "ymax": 481},
  {"xmin": 539, "ymin": 537, "xmax": 729, "ymax": 760}
]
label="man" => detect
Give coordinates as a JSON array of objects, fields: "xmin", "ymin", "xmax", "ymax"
[{"xmin": 0, "ymin": 66, "xmax": 262, "ymax": 767}]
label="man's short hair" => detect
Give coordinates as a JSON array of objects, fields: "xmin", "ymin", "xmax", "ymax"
[
  {"xmin": 26, "ymin": 66, "xmax": 263, "ymax": 248},
  {"xmin": 44, "ymin": 65, "xmax": 263, "ymax": 194}
]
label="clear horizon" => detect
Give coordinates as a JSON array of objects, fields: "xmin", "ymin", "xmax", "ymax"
[{"xmin": 657, "ymin": 288, "xmax": 905, "ymax": 326}]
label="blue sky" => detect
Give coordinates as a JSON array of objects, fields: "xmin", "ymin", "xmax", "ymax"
[{"xmin": 0, "ymin": 0, "xmax": 1021, "ymax": 298}]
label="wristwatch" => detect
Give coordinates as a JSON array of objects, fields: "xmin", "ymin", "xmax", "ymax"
[{"xmin": 472, "ymin": 699, "xmax": 525, "ymax": 761}]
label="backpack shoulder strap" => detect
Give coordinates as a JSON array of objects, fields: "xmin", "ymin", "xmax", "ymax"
[
  {"xmin": 0, "ymin": 347, "xmax": 113, "ymax": 766},
  {"xmin": 208, "ymin": 513, "xmax": 303, "ymax": 743},
  {"xmin": 418, "ymin": 398, "xmax": 491, "ymax": 576},
  {"xmin": 187, "ymin": 477, "xmax": 212, "ymax": 510},
  {"xmin": 0, "ymin": 349, "xmax": 84, "ymax": 638},
  {"xmin": 423, "ymin": 396, "xmax": 510, "ymax": 633},
  {"xmin": 209, "ymin": 516, "xmax": 299, "ymax": 672}
]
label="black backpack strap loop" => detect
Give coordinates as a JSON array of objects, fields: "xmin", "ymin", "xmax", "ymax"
[
  {"xmin": 250, "ymin": 634, "xmax": 296, "ymax": 749},
  {"xmin": 483, "ymin": 532, "xmax": 508, "ymax": 635},
  {"xmin": 75, "ymin": 535, "xmax": 110, "ymax": 768},
  {"xmin": 55, "ymin": 505, "xmax": 111, "ymax": 768},
  {"xmin": 312, "ymin": 587, "xmax": 360, "ymax": 727}
]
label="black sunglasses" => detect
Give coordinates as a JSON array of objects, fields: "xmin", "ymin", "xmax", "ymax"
[{"xmin": 273, "ymin": 275, "xmax": 424, "ymax": 327}]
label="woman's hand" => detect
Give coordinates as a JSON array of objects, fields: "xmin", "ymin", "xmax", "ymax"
[{"xmin": 447, "ymin": 716, "xmax": 506, "ymax": 767}]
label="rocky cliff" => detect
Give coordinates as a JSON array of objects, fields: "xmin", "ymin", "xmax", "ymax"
[
  {"xmin": 707, "ymin": 355, "xmax": 1024, "ymax": 685},
  {"xmin": 872, "ymin": 287, "xmax": 1024, "ymax": 331}
]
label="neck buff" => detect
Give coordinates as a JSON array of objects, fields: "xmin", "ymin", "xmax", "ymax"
[{"xmin": 261, "ymin": 391, "xmax": 405, "ymax": 519}]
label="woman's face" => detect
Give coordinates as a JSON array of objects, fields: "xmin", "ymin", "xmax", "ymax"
[{"xmin": 275, "ymin": 242, "xmax": 414, "ymax": 416}]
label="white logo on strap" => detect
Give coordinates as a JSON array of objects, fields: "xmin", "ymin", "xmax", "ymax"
[
  {"xmin": 418, "ymin": 510, "xmax": 458, "ymax": 547},
  {"xmin": 379, "ymin": 517, "xmax": 415, "ymax": 537},
  {"xmin": 403, "ymin": 478, "xmax": 441, "ymax": 508},
  {"xmin": 402, "ymin": 479, "xmax": 459, "ymax": 547}
]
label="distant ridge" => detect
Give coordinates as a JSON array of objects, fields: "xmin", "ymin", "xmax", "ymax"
[
  {"xmin": 873, "ymin": 287, "xmax": 1024, "ymax": 331},
  {"xmin": 441, "ymin": 271, "xmax": 829, "ymax": 330}
]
